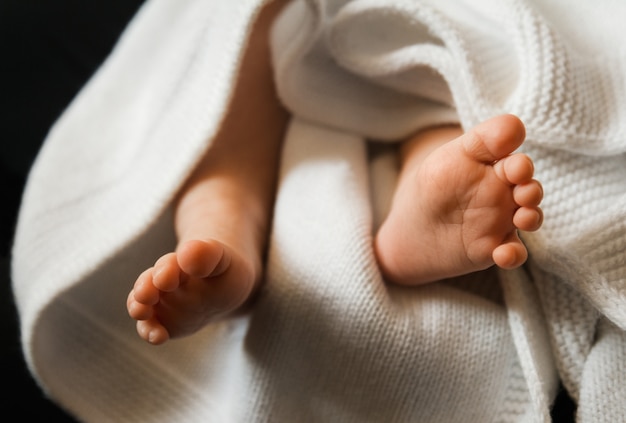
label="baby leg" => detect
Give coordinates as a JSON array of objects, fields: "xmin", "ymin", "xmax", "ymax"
[
  {"xmin": 375, "ymin": 114, "xmax": 543, "ymax": 285},
  {"xmin": 126, "ymin": 0, "xmax": 289, "ymax": 345}
]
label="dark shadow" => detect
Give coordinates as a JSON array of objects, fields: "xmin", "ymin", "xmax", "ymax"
[{"xmin": 1, "ymin": 1, "xmax": 144, "ymax": 420}]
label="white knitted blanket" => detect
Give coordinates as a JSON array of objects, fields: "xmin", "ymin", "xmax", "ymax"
[{"xmin": 12, "ymin": 0, "xmax": 626, "ymax": 421}]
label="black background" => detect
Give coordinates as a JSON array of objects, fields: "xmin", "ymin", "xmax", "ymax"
[{"xmin": 1, "ymin": 1, "xmax": 143, "ymax": 420}]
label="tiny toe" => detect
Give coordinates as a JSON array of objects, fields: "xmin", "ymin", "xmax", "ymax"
[
  {"xmin": 132, "ymin": 269, "xmax": 160, "ymax": 305},
  {"xmin": 513, "ymin": 207, "xmax": 543, "ymax": 231},
  {"xmin": 137, "ymin": 319, "xmax": 170, "ymax": 345},
  {"xmin": 513, "ymin": 180, "xmax": 543, "ymax": 207},
  {"xmin": 493, "ymin": 239, "xmax": 528, "ymax": 269},
  {"xmin": 127, "ymin": 295, "xmax": 154, "ymax": 320},
  {"xmin": 153, "ymin": 253, "xmax": 182, "ymax": 291},
  {"xmin": 495, "ymin": 153, "xmax": 534, "ymax": 185},
  {"xmin": 506, "ymin": 154, "xmax": 534, "ymax": 183}
]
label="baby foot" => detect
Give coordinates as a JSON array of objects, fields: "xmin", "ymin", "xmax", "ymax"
[
  {"xmin": 127, "ymin": 239, "xmax": 259, "ymax": 344},
  {"xmin": 375, "ymin": 114, "xmax": 543, "ymax": 285}
]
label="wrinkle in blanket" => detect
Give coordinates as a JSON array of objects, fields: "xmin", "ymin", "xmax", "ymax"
[{"xmin": 10, "ymin": 0, "xmax": 626, "ymax": 421}]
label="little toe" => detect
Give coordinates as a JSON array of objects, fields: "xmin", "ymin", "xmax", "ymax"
[
  {"xmin": 127, "ymin": 294, "xmax": 154, "ymax": 320},
  {"xmin": 153, "ymin": 253, "xmax": 182, "ymax": 291},
  {"xmin": 136, "ymin": 319, "xmax": 170, "ymax": 345},
  {"xmin": 513, "ymin": 207, "xmax": 543, "ymax": 231},
  {"xmin": 492, "ymin": 233, "xmax": 528, "ymax": 269},
  {"xmin": 513, "ymin": 180, "xmax": 543, "ymax": 207}
]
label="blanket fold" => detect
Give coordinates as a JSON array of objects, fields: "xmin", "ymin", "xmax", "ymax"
[
  {"xmin": 271, "ymin": 3, "xmax": 626, "ymax": 419},
  {"xmin": 11, "ymin": 0, "xmax": 626, "ymax": 421}
]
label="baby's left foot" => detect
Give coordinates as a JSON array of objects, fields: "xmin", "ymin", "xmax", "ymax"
[
  {"xmin": 375, "ymin": 115, "xmax": 543, "ymax": 285},
  {"xmin": 127, "ymin": 239, "xmax": 259, "ymax": 345}
]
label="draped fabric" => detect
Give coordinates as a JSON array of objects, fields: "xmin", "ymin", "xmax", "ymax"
[{"xmin": 12, "ymin": 0, "xmax": 626, "ymax": 421}]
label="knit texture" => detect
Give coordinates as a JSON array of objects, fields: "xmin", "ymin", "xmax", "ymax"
[
  {"xmin": 11, "ymin": 0, "xmax": 626, "ymax": 421},
  {"xmin": 272, "ymin": 0, "xmax": 626, "ymax": 420}
]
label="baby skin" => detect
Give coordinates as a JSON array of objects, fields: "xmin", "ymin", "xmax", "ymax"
[
  {"xmin": 375, "ymin": 114, "xmax": 543, "ymax": 284},
  {"xmin": 127, "ymin": 114, "xmax": 542, "ymax": 345},
  {"xmin": 125, "ymin": 0, "xmax": 540, "ymax": 347}
]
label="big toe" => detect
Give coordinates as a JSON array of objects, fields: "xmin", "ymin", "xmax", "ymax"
[
  {"xmin": 463, "ymin": 114, "xmax": 526, "ymax": 163},
  {"xmin": 178, "ymin": 239, "xmax": 229, "ymax": 278}
]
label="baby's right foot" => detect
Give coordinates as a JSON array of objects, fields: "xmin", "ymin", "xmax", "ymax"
[
  {"xmin": 127, "ymin": 239, "xmax": 259, "ymax": 345},
  {"xmin": 375, "ymin": 115, "xmax": 543, "ymax": 285}
]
